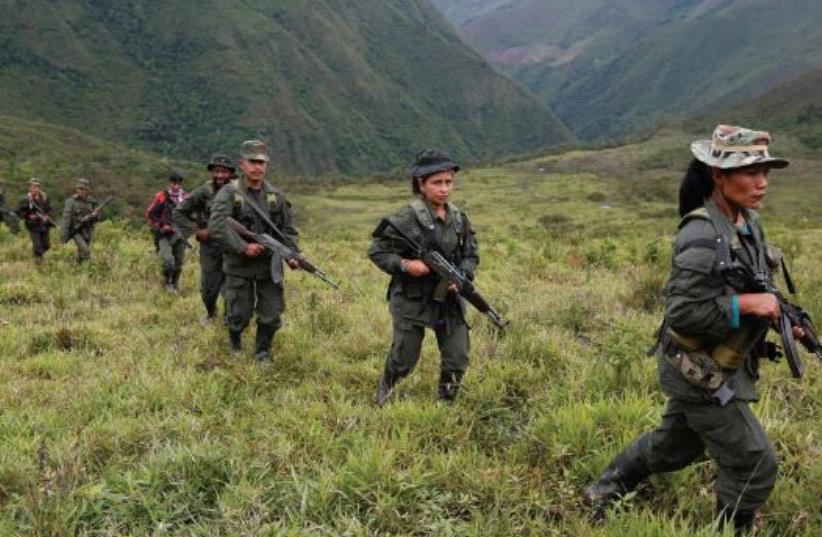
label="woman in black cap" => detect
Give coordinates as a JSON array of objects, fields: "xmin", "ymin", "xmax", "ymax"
[{"xmin": 368, "ymin": 148, "xmax": 479, "ymax": 406}]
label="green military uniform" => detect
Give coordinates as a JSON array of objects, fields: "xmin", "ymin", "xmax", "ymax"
[
  {"xmin": 369, "ymin": 197, "xmax": 479, "ymax": 400},
  {"xmin": 585, "ymin": 125, "xmax": 791, "ymax": 534},
  {"xmin": 209, "ymin": 176, "xmax": 299, "ymax": 359},
  {"xmin": 174, "ymin": 180, "xmax": 225, "ymax": 318},
  {"xmin": 59, "ymin": 183, "xmax": 99, "ymax": 262},
  {"xmin": 0, "ymin": 188, "xmax": 20, "ymax": 233}
]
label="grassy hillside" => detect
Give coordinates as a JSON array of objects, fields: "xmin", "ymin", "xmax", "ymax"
[
  {"xmin": 0, "ymin": 116, "xmax": 205, "ymax": 220},
  {"xmin": 433, "ymin": 0, "xmax": 822, "ymax": 141},
  {"xmin": 0, "ymin": 0, "xmax": 572, "ymax": 175},
  {"xmin": 683, "ymin": 69, "xmax": 822, "ymax": 154},
  {"xmin": 1, "ymin": 133, "xmax": 820, "ymax": 535}
]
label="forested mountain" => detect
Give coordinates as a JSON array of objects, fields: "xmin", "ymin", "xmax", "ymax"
[
  {"xmin": 433, "ymin": 0, "xmax": 822, "ymax": 140},
  {"xmin": 0, "ymin": 0, "xmax": 572, "ymax": 174},
  {"xmin": 687, "ymin": 69, "xmax": 822, "ymax": 152}
]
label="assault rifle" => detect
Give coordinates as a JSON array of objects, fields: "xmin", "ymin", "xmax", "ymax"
[
  {"xmin": 30, "ymin": 200, "xmax": 58, "ymax": 228},
  {"xmin": 372, "ymin": 218, "xmax": 508, "ymax": 331},
  {"xmin": 64, "ymin": 196, "xmax": 112, "ymax": 242},
  {"xmin": 226, "ymin": 217, "xmax": 339, "ymax": 289},
  {"xmin": 725, "ymin": 258, "xmax": 821, "ymax": 378}
]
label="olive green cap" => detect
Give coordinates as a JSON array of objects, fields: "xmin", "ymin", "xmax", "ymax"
[{"xmin": 240, "ymin": 140, "xmax": 269, "ymax": 162}]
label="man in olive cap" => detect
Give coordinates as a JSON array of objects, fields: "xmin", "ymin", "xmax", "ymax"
[
  {"xmin": 15, "ymin": 178, "xmax": 56, "ymax": 260},
  {"xmin": 146, "ymin": 172, "xmax": 188, "ymax": 291},
  {"xmin": 174, "ymin": 155, "xmax": 235, "ymax": 322},
  {"xmin": 60, "ymin": 178, "xmax": 102, "ymax": 263},
  {"xmin": 209, "ymin": 140, "xmax": 300, "ymax": 361}
]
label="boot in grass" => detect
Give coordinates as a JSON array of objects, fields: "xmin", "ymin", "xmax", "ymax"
[
  {"xmin": 254, "ymin": 324, "xmax": 276, "ymax": 363},
  {"xmin": 437, "ymin": 370, "xmax": 463, "ymax": 403},
  {"xmin": 582, "ymin": 456, "xmax": 647, "ymax": 522},
  {"xmin": 229, "ymin": 331, "xmax": 242, "ymax": 356},
  {"xmin": 717, "ymin": 501, "xmax": 756, "ymax": 536},
  {"xmin": 375, "ymin": 370, "xmax": 399, "ymax": 407}
]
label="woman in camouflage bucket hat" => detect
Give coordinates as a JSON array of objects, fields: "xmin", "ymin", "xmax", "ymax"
[{"xmin": 584, "ymin": 125, "xmax": 799, "ymax": 534}]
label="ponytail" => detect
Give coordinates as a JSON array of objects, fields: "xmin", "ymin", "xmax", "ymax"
[{"xmin": 678, "ymin": 159, "xmax": 713, "ymax": 217}]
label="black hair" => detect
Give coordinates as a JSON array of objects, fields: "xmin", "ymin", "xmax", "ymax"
[{"xmin": 678, "ymin": 158, "xmax": 714, "ymax": 217}]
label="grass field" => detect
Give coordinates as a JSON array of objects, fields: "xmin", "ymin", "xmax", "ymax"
[{"xmin": 1, "ymin": 133, "xmax": 820, "ymax": 536}]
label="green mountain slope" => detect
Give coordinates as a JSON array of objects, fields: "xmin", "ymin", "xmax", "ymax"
[
  {"xmin": 687, "ymin": 69, "xmax": 822, "ymax": 152},
  {"xmin": 433, "ymin": 0, "xmax": 822, "ymax": 141},
  {"xmin": 0, "ymin": 0, "xmax": 572, "ymax": 174},
  {"xmin": 556, "ymin": 0, "xmax": 822, "ymax": 140}
]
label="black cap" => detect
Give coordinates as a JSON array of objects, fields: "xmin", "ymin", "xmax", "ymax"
[
  {"xmin": 168, "ymin": 172, "xmax": 184, "ymax": 183},
  {"xmin": 207, "ymin": 154, "xmax": 236, "ymax": 172},
  {"xmin": 409, "ymin": 148, "xmax": 460, "ymax": 179}
]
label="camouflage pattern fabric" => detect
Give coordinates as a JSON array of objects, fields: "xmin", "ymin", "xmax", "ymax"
[{"xmin": 691, "ymin": 124, "xmax": 789, "ymax": 169}]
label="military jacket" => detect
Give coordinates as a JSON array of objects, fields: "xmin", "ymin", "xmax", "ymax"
[
  {"xmin": 368, "ymin": 199, "xmax": 479, "ymax": 328},
  {"xmin": 660, "ymin": 198, "xmax": 772, "ymax": 403},
  {"xmin": 209, "ymin": 178, "xmax": 299, "ymax": 279},
  {"xmin": 174, "ymin": 181, "xmax": 218, "ymax": 233},
  {"xmin": 15, "ymin": 193, "xmax": 54, "ymax": 231},
  {"xmin": 59, "ymin": 195, "xmax": 98, "ymax": 242}
]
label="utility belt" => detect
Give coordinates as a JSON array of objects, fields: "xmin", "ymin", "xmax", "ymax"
[{"xmin": 663, "ymin": 328, "xmax": 738, "ymax": 406}]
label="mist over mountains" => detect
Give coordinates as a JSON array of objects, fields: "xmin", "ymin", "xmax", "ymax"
[
  {"xmin": 433, "ymin": 0, "xmax": 822, "ymax": 140},
  {"xmin": 0, "ymin": 0, "xmax": 571, "ymax": 175}
]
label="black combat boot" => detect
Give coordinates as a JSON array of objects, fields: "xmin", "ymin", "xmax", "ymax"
[
  {"xmin": 229, "ymin": 331, "xmax": 242, "ymax": 356},
  {"xmin": 582, "ymin": 453, "xmax": 648, "ymax": 522},
  {"xmin": 254, "ymin": 324, "xmax": 276, "ymax": 362},
  {"xmin": 437, "ymin": 370, "xmax": 464, "ymax": 403},
  {"xmin": 375, "ymin": 370, "xmax": 400, "ymax": 407},
  {"xmin": 171, "ymin": 269, "xmax": 182, "ymax": 291},
  {"xmin": 163, "ymin": 269, "xmax": 175, "ymax": 292},
  {"xmin": 717, "ymin": 500, "xmax": 756, "ymax": 535}
]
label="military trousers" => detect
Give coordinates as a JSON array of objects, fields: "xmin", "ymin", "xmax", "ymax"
[
  {"xmin": 157, "ymin": 236, "xmax": 186, "ymax": 273},
  {"xmin": 199, "ymin": 243, "xmax": 224, "ymax": 314},
  {"xmin": 28, "ymin": 228, "xmax": 51, "ymax": 258},
  {"xmin": 613, "ymin": 398, "xmax": 778, "ymax": 512},
  {"xmin": 385, "ymin": 320, "xmax": 469, "ymax": 379},
  {"xmin": 224, "ymin": 275, "xmax": 284, "ymax": 334},
  {"xmin": 72, "ymin": 233, "xmax": 92, "ymax": 262}
]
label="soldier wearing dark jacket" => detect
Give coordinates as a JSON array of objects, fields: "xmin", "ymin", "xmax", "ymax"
[
  {"xmin": 60, "ymin": 178, "xmax": 101, "ymax": 262},
  {"xmin": 209, "ymin": 140, "xmax": 300, "ymax": 361},
  {"xmin": 0, "ymin": 187, "xmax": 20, "ymax": 233},
  {"xmin": 15, "ymin": 178, "xmax": 55, "ymax": 260},
  {"xmin": 584, "ymin": 125, "xmax": 800, "ymax": 535},
  {"xmin": 369, "ymin": 149, "xmax": 479, "ymax": 405},
  {"xmin": 174, "ymin": 155, "xmax": 235, "ymax": 322},
  {"xmin": 145, "ymin": 172, "xmax": 187, "ymax": 291}
]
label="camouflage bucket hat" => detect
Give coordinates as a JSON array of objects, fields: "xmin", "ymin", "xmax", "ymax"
[
  {"xmin": 409, "ymin": 148, "xmax": 460, "ymax": 179},
  {"xmin": 691, "ymin": 124, "xmax": 789, "ymax": 170},
  {"xmin": 240, "ymin": 140, "xmax": 269, "ymax": 162},
  {"xmin": 75, "ymin": 178, "xmax": 91, "ymax": 190},
  {"xmin": 207, "ymin": 154, "xmax": 235, "ymax": 172},
  {"xmin": 28, "ymin": 177, "xmax": 41, "ymax": 187}
]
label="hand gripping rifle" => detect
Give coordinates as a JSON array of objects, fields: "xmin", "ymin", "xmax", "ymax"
[
  {"xmin": 723, "ymin": 254, "xmax": 821, "ymax": 378},
  {"xmin": 64, "ymin": 196, "xmax": 112, "ymax": 242},
  {"xmin": 227, "ymin": 217, "xmax": 339, "ymax": 289},
  {"xmin": 372, "ymin": 218, "xmax": 508, "ymax": 331},
  {"xmin": 31, "ymin": 200, "xmax": 58, "ymax": 228}
]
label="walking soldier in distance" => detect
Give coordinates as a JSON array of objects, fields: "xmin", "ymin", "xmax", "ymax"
[
  {"xmin": 15, "ymin": 178, "xmax": 55, "ymax": 261},
  {"xmin": 369, "ymin": 149, "xmax": 479, "ymax": 406},
  {"xmin": 209, "ymin": 140, "xmax": 300, "ymax": 362},
  {"xmin": 145, "ymin": 172, "xmax": 188, "ymax": 292},
  {"xmin": 59, "ymin": 178, "xmax": 103, "ymax": 263},
  {"xmin": 174, "ymin": 155, "xmax": 235, "ymax": 322}
]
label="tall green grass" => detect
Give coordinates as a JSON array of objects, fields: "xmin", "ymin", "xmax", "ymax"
[{"xmin": 1, "ymin": 135, "xmax": 820, "ymax": 535}]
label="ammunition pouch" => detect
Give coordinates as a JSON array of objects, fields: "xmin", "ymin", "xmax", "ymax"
[{"xmin": 664, "ymin": 328, "xmax": 735, "ymax": 405}]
